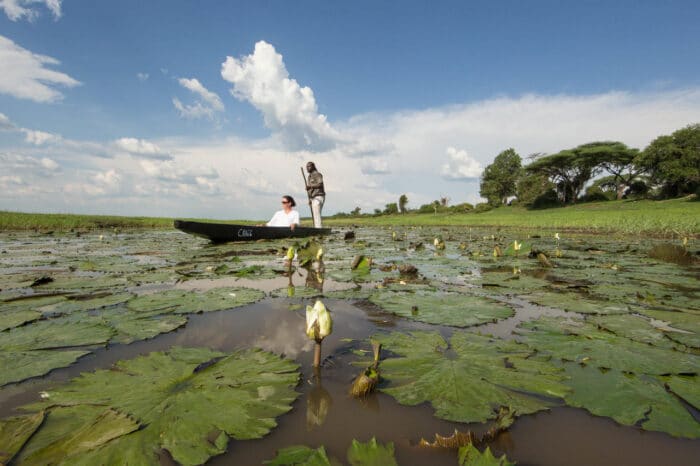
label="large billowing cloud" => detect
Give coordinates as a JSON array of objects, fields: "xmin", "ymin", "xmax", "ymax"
[
  {"xmin": 221, "ymin": 41, "xmax": 341, "ymax": 151},
  {"xmin": 173, "ymin": 77, "xmax": 224, "ymax": 120},
  {"xmin": 1, "ymin": 0, "xmax": 62, "ymax": 21},
  {"xmin": 440, "ymin": 147, "xmax": 482, "ymax": 180},
  {"xmin": 0, "ymin": 35, "xmax": 80, "ymax": 102}
]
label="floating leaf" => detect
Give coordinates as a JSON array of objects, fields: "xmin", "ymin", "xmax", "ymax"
[
  {"xmin": 127, "ymin": 286, "xmax": 264, "ymax": 315},
  {"xmin": 666, "ymin": 375, "xmax": 700, "ymax": 410},
  {"xmin": 368, "ymin": 331, "xmax": 569, "ymax": 423},
  {"xmin": 0, "ymin": 411, "xmax": 44, "ymax": 464},
  {"xmin": 19, "ymin": 347, "xmax": 300, "ymax": 465},
  {"xmin": 517, "ymin": 316, "xmax": 698, "ymax": 375},
  {"xmin": 563, "ymin": 364, "xmax": 700, "ymax": 438},
  {"xmin": 264, "ymin": 445, "xmax": 332, "ymax": 465},
  {"xmin": 346, "ymin": 437, "xmax": 397, "ymax": 466},
  {"xmin": 0, "ymin": 349, "xmax": 89, "ymax": 386},
  {"xmin": 0, "ymin": 295, "xmax": 66, "ymax": 331},
  {"xmin": 458, "ymin": 444, "xmax": 515, "ymax": 466},
  {"xmin": 369, "ymin": 290, "xmax": 513, "ymax": 327}
]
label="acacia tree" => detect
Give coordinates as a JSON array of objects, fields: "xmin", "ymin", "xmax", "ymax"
[
  {"xmin": 479, "ymin": 149, "xmax": 522, "ymax": 205},
  {"xmin": 398, "ymin": 194, "xmax": 408, "ymax": 213},
  {"xmin": 525, "ymin": 144, "xmax": 601, "ymax": 204},
  {"xmin": 635, "ymin": 123, "xmax": 700, "ymax": 197},
  {"xmin": 580, "ymin": 142, "xmax": 642, "ymax": 199}
]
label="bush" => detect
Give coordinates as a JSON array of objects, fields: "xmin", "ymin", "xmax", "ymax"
[
  {"xmin": 473, "ymin": 203, "xmax": 493, "ymax": 213},
  {"xmin": 449, "ymin": 202, "xmax": 474, "ymax": 213},
  {"xmin": 529, "ymin": 190, "xmax": 562, "ymax": 210}
]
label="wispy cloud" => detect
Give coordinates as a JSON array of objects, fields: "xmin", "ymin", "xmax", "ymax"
[
  {"xmin": 173, "ymin": 77, "xmax": 223, "ymax": 120},
  {"xmin": 137, "ymin": 72, "xmax": 149, "ymax": 82},
  {"xmin": 114, "ymin": 137, "xmax": 172, "ymax": 160},
  {"xmin": 1, "ymin": 0, "xmax": 62, "ymax": 22},
  {"xmin": 0, "ymin": 35, "xmax": 80, "ymax": 103},
  {"xmin": 221, "ymin": 40, "xmax": 341, "ymax": 151}
]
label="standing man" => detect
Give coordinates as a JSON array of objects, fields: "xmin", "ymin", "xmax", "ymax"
[{"xmin": 306, "ymin": 161, "xmax": 325, "ymax": 228}]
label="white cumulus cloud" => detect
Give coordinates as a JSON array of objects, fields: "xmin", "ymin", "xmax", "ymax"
[
  {"xmin": 440, "ymin": 147, "xmax": 483, "ymax": 180},
  {"xmin": 221, "ymin": 40, "xmax": 341, "ymax": 151},
  {"xmin": 1, "ymin": 0, "xmax": 62, "ymax": 21},
  {"xmin": 173, "ymin": 77, "xmax": 224, "ymax": 120},
  {"xmin": 137, "ymin": 72, "xmax": 149, "ymax": 82},
  {"xmin": 0, "ymin": 35, "xmax": 80, "ymax": 102},
  {"xmin": 23, "ymin": 129, "xmax": 61, "ymax": 145}
]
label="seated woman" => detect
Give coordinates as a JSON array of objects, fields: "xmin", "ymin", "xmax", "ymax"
[{"xmin": 266, "ymin": 195, "xmax": 300, "ymax": 230}]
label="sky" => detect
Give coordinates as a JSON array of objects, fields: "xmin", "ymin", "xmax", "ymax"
[{"xmin": 1, "ymin": 0, "xmax": 699, "ymax": 220}]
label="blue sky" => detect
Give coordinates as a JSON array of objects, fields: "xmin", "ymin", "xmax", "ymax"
[{"xmin": 1, "ymin": 1, "xmax": 699, "ymax": 219}]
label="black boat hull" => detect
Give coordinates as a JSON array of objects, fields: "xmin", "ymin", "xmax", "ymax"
[{"xmin": 174, "ymin": 220, "xmax": 332, "ymax": 243}]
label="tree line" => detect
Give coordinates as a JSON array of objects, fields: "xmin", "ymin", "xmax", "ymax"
[
  {"xmin": 479, "ymin": 123, "xmax": 699, "ymax": 208},
  {"xmin": 331, "ymin": 123, "xmax": 698, "ymax": 217}
]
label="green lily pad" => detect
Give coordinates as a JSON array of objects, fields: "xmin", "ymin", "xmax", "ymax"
[
  {"xmin": 264, "ymin": 445, "xmax": 333, "ymax": 465},
  {"xmin": 666, "ymin": 375, "xmax": 700, "ymax": 409},
  {"xmin": 97, "ymin": 307, "xmax": 189, "ymax": 344},
  {"xmin": 563, "ymin": 364, "xmax": 700, "ymax": 438},
  {"xmin": 587, "ymin": 314, "xmax": 683, "ymax": 350},
  {"xmin": 346, "ymin": 437, "xmax": 398, "ymax": 466},
  {"xmin": 39, "ymin": 292, "xmax": 134, "ymax": 316},
  {"xmin": 525, "ymin": 290, "xmax": 630, "ymax": 315},
  {"xmin": 636, "ymin": 309, "xmax": 700, "ymax": 349},
  {"xmin": 19, "ymin": 347, "xmax": 300, "ymax": 465},
  {"xmin": 517, "ymin": 317, "xmax": 699, "ymax": 375},
  {"xmin": 0, "ymin": 349, "xmax": 89, "ymax": 386},
  {"xmin": 458, "ymin": 444, "xmax": 515, "ymax": 466},
  {"xmin": 127, "ymin": 287, "xmax": 265, "ymax": 315},
  {"xmin": 0, "ymin": 411, "xmax": 44, "ymax": 465},
  {"xmin": 0, "ymin": 318, "xmax": 113, "ymax": 351},
  {"xmin": 0, "ymin": 295, "xmax": 66, "ymax": 331},
  {"xmin": 368, "ymin": 290, "xmax": 513, "ymax": 327},
  {"xmin": 368, "ymin": 331, "xmax": 569, "ymax": 423}
]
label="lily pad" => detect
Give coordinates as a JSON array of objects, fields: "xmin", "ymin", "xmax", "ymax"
[
  {"xmin": 127, "ymin": 286, "xmax": 265, "ymax": 315},
  {"xmin": 19, "ymin": 347, "xmax": 300, "ymax": 465},
  {"xmin": 636, "ymin": 309, "xmax": 700, "ymax": 349},
  {"xmin": 0, "ymin": 349, "xmax": 89, "ymax": 386},
  {"xmin": 368, "ymin": 331, "xmax": 569, "ymax": 423},
  {"xmin": 517, "ymin": 316, "xmax": 699, "ymax": 375},
  {"xmin": 264, "ymin": 445, "xmax": 332, "ymax": 465},
  {"xmin": 458, "ymin": 444, "xmax": 515, "ymax": 466},
  {"xmin": 563, "ymin": 364, "xmax": 700, "ymax": 438},
  {"xmin": 368, "ymin": 290, "xmax": 513, "ymax": 327},
  {"xmin": 524, "ymin": 290, "xmax": 630, "ymax": 315},
  {"xmin": 666, "ymin": 375, "xmax": 700, "ymax": 409},
  {"xmin": 587, "ymin": 314, "xmax": 683, "ymax": 350},
  {"xmin": 346, "ymin": 437, "xmax": 398, "ymax": 466},
  {"xmin": 0, "ymin": 411, "xmax": 44, "ymax": 464},
  {"xmin": 0, "ymin": 295, "xmax": 66, "ymax": 331}
]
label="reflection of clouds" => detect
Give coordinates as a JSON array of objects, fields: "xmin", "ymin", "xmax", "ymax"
[{"xmin": 252, "ymin": 312, "xmax": 313, "ymax": 358}]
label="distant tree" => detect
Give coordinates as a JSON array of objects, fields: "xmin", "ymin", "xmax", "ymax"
[
  {"xmin": 516, "ymin": 172, "xmax": 556, "ymax": 207},
  {"xmin": 398, "ymin": 194, "xmax": 408, "ymax": 213},
  {"xmin": 577, "ymin": 141, "xmax": 642, "ymax": 200},
  {"xmin": 635, "ymin": 123, "xmax": 700, "ymax": 197},
  {"xmin": 525, "ymin": 143, "xmax": 602, "ymax": 203},
  {"xmin": 373, "ymin": 208, "xmax": 382, "ymax": 216},
  {"xmin": 383, "ymin": 202, "xmax": 399, "ymax": 215},
  {"xmin": 479, "ymin": 148, "xmax": 522, "ymax": 206},
  {"xmin": 351, "ymin": 206, "xmax": 361, "ymax": 216}
]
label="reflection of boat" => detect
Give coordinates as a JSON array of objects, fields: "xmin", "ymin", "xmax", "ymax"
[{"xmin": 174, "ymin": 220, "xmax": 332, "ymax": 243}]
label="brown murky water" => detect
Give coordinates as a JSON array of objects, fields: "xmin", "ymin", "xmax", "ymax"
[{"xmin": 1, "ymin": 289, "xmax": 698, "ymax": 465}]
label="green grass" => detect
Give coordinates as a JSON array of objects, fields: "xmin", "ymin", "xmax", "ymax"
[
  {"xmin": 325, "ymin": 198, "xmax": 700, "ymax": 237},
  {"xmin": 1, "ymin": 197, "xmax": 698, "ymax": 236}
]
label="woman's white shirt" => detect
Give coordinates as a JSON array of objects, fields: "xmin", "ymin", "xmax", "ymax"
[{"xmin": 267, "ymin": 209, "xmax": 300, "ymax": 227}]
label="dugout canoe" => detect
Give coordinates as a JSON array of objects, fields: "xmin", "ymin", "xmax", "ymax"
[{"xmin": 174, "ymin": 220, "xmax": 332, "ymax": 243}]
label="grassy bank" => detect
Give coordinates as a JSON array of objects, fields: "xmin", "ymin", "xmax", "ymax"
[
  {"xmin": 325, "ymin": 198, "xmax": 700, "ymax": 237},
  {"xmin": 1, "ymin": 197, "xmax": 698, "ymax": 236}
]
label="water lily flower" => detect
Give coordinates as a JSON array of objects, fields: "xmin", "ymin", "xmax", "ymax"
[
  {"xmin": 554, "ymin": 233, "xmax": 560, "ymax": 241},
  {"xmin": 306, "ymin": 299, "xmax": 333, "ymax": 342},
  {"xmin": 286, "ymin": 246, "xmax": 296, "ymax": 261},
  {"xmin": 39, "ymin": 391, "xmax": 50, "ymax": 399},
  {"xmin": 513, "ymin": 240, "xmax": 521, "ymax": 251},
  {"xmin": 316, "ymin": 247, "xmax": 323, "ymax": 260}
]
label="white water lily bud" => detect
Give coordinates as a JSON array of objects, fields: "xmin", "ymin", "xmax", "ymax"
[
  {"xmin": 554, "ymin": 233, "xmax": 560, "ymax": 241},
  {"xmin": 286, "ymin": 246, "xmax": 296, "ymax": 261},
  {"xmin": 306, "ymin": 299, "xmax": 332, "ymax": 342},
  {"xmin": 316, "ymin": 247, "xmax": 323, "ymax": 260},
  {"xmin": 513, "ymin": 240, "xmax": 521, "ymax": 251}
]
